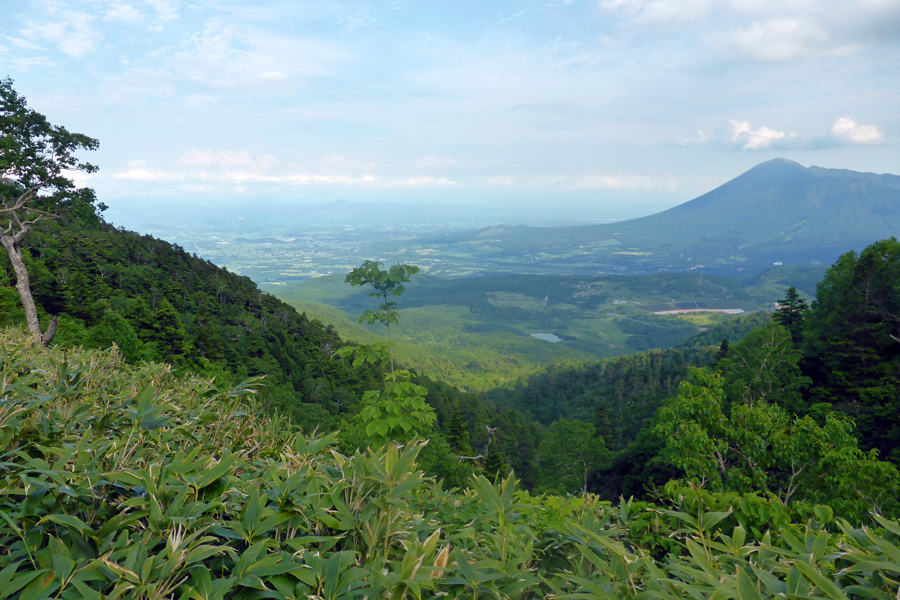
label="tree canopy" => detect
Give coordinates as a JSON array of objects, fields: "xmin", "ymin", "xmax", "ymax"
[{"xmin": 1, "ymin": 77, "xmax": 104, "ymax": 343}]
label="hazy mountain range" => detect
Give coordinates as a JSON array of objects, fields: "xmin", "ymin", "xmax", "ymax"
[{"xmin": 423, "ymin": 159, "xmax": 900, "ymax": 275}]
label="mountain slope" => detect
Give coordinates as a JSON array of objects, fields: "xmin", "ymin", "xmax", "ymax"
[
  {"xmin": 420, "ymin": 159, "xmax": 900, "ymax": 275},
  {"xmin": 609, "ymin": 158, "xmax": 900, "ymax": 262}
]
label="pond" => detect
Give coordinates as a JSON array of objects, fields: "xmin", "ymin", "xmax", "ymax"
[{"xmin": 530, "ymin": 333, "xmax": 562, "ymax": 343}]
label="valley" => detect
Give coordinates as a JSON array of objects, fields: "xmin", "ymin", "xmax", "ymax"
[{"xmin": 264, "ymin": 268, "xmax": 819, "ymax": 390}]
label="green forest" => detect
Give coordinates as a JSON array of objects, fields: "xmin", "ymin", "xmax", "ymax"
[
  {"xmin": 4, "ymin": 77, "xmax": 900, "ymax": 598},
  {"xmin": 267, "ymin": 264, "xmax": 816, "ymax": 391}
]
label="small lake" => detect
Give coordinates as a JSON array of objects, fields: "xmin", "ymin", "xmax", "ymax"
[{"xmin": 531, "ymin": 333, "xmax": 562, "ymax": 343}]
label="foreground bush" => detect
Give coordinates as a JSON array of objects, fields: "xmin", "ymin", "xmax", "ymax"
[{"xmin": 2, "ymin": 327, "xmax": 900, "ymax": 599}]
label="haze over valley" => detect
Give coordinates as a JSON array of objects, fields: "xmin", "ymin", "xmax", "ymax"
[{"xmin": 112, "ymin": 159, "xmax": 900, "ymax": 286}]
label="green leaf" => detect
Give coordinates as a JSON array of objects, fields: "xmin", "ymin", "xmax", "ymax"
[
  {"xmin": 791, "ymin": 560, "xmax": 848, "ymax": 600},
  {"xmin": 18, "ymin": 571, "xmax": 60, "ymax": 600},
  {"xmin": 43, "ymin": 514, "xmax": 92, "ymax": 534},
  {"xmin": 322, "ymin": 552, "xmax": 341, "ymax": 599},
  {"xmin": 453, "ymin": 548, "xmax": 477, "ymax": 584},
  {"xmin": 69, "ymin": 580, "xmax": 104, "ymax": 600},
  {"xmin": 736, "ymin": 567, "xmax": 761, "ymax": 600}
]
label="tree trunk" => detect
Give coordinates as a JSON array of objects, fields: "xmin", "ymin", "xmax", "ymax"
[{"xmin": 0, "ymin": 231, "xmax": 57, "ymax": 345}]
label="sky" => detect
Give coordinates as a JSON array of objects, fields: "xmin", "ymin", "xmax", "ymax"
[{"xmin": 2, "ymin": 0, "xmax": 899, "ymax": 223}]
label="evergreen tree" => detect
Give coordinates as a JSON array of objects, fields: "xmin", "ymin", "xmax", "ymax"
[
  {"xmin": 773, "ymin": 286, "xmax": 808, "ymax": 348},
  {"xmin": 150, "ymin": 298, "xmax": 191, "ymax": 360},
  {"xmin": 593, "ymin": 403, "xmax": 614, "ymax": 450},
  {"xmin": 445, "ymin": 400, "xmax": 471, "ymax": 455},
  {"xmin": 539, "ymin": 419, "xmax": 610, "ymax": 495},
  {"xmin": 802, "ymin": 239, "xmax": 900, "ymax": 462},
  {"xmin": 717, "ymin": 321, "xmax": 810, "ymax": 415},
  {"xmin": 483, "ymin": 444, "xmax": 509, "ymax": 483},
  {"xmin": 715, "ymin": 338, "xmax": 729, "ymax": 362}
]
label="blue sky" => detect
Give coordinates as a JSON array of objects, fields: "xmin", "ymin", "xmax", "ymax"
[{"xmin": 3, "ymin": 0, "xmax": 899, "ymax": 220}]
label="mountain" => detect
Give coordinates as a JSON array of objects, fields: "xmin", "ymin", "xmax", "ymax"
[
  {"xmin": 607, "ymin": 158, "xmax": 900, "ymax": 263},
  {"xmin": 421, "ymin": 159, "xmax": 900, "ymax": 275}
]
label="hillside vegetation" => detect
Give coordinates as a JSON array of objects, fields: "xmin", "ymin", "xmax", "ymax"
[
  {"xmin": 5, "ymin": 330, "xmax": 900, "ymax": 599},
  {"xmin": 268, "ymin": 270, "xmax": 808, "ymax": 391}
]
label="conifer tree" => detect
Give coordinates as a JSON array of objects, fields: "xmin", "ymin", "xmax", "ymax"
[
  {"xmin": 87, "ymin": 311, "xmax": 146, "ymax": 363},
  {"xmin": 445, "ymin": 400, "xmax": 471, "ymax": 455},
  {"xmin": 151, "ymin": 298, "xmax": 191, "ymax": 359},
  {"xmin": 483, "ymin": 444, "xmax": 509, "ymax": 483},
  {"xmin": 716, "ymin": 338, "xmax": 730, "ymax": 362},
  {"xmin": 593, "ymin": 403, "xmax": 614, "ymax": 449},
  {"xmin": 802, "ymin": 239, "xmax": 900, "ymax": 462},
  {"xmin": 773, "ymin": 286, "xmax": 808, "ymax": 348}
]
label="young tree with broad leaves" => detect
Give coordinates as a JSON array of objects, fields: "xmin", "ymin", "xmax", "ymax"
[
  {"xmin": 338, "ymin": 260, "xmax": 435, "ymax": 447},
  {"xmin": 345, "ymin": 260, "xmax": 419, "ymax": 377},
  {"xmin": 1, "ymin": 77, "xmax": 104, "ymax": 344}
]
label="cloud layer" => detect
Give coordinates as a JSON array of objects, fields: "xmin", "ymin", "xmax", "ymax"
[{"xmin": 3, "ymin": 0, "xmax": 898, "ymax": 207}]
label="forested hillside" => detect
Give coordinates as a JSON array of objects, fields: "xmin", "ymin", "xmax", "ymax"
[
  {"xmin": 0, "ymin": 214, "xmax": 549, "ymax": 488},
  {"xmin": 270, "ymin": 269, "xmax": 789, "ymax": 391},
  {"xmin": 8, "ymin": 331, "xmax": 900, "ymax": 599},
  {"xmin": 0, "ymin": 216, "xmax": 373, "ymax": 431},
  {"xmin": 480, "ymin": 240, "xmax": 900, "ymax": 514}
]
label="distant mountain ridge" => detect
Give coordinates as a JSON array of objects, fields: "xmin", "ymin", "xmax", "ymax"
[
  {"xmin": 425, "ymin": 159, "xmax": 900, "ymax": 275},
  {"xmin": 611, "ymin": 158, "xmax": 900, "ymax": 262}
]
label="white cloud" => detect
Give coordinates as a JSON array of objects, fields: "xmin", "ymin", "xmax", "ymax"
[
  {"xmin": 145, "ymin": 0, "xmax": 179, "ymax": 22},
  {"xmin": 258, "ymin": 70, "xmax": 286, "ymax": 81},
  {"xmin": 315, "ymin": 154, "xmax": 377, "ymax": 175},
  {"xmin": 8, "ymin": 56, "xmax": 54, "ymax": 71},
  {"xmin": 398, "ymin": 176, "xmax": 457, "ymax": 187},
  {"xmin": 105, "ymin": 150, "xmax": 468, "ymax": 190},
  {"xmin": 62, "ymin": 169, "xmax": 98, "ymax": 188},
  {"xmin": 104, "ymin": 2, "xmax": 143, "ymax": 23},
  {"xmin": 830, "ymin": 117, "xmax": 885, "ymax": 145},
  {"xmin": 165, "ymin": 23, "xmax": 350, "ymax": 90},
  {"xmin": 601, "ymin": 0, "xmax": 900, "ymax": 61},
  {"xmin": 572, "ymin": 173, "xmax": 677, "ymax": 190},
  {"xmin": 728, "ymin": 119, "xmax": 789, "ymax": 149},
  {"xmin": 99, "ymin": 68, "xmax": 177, "ymax": 104},
  {"xmin": 340, "ymin": 6, "xmax": 375, "ymax": 30},
  {"xmin": 679, "ymin": 130, "xmax": 708, "ymax": 145},
  {"xmin": 176, "ymin": 148, "xmax": 279, "ymax": 176},
  {"xmin": 712, "ymin": 17, "xmax": 857, "ymax": 61},
  {"xmin": 171, "ymin": 150, "xmax": 382, "ymax": 185},
  {"xmin": 415, "ymin": 156, "xmax": 456, "ymax": 168},
  {"xmin": 488, "ymin": 175, "xmax": 515, "ymax": 186},
  {"xmin": 20, "ymin": 11, "xmax": 101, "ymax": 58},
  {"xmin": 598, "ymin": 0, "xmax": 712, "ymax": 26},
  {"xmin": 285, "ymin": 174, "xmax": 376, "ymax": 185},
  {"xmin": 114, "ymin": 160, "xmax": 176, "ymax": 180},
  {"xmin": 6, "ymin": 37, "xmax": 44, "ymax": 51}
]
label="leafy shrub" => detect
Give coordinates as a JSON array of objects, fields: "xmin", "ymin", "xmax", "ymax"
[{"xmin": 4, "ymin": 327, "xmax": 900, "ymax": 599}]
